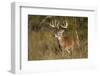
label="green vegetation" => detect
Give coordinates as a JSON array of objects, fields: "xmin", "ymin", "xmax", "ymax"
[{"xmin": 28, "ymin": 15, "xmax": 88, "ymax": 60}]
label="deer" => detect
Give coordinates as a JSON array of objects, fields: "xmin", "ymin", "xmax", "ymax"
[{"xmin": 48, "ymin": 18, "xmax": 75, "ymax": 56}]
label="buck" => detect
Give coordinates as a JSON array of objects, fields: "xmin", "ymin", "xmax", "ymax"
[{"xmin": 48, "ymin": 19, "xmax": 75, "ymax": 55}]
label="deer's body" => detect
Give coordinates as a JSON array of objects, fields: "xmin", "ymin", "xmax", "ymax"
[
  {"xmin": 48, "ymin": 18, "xmax": 79, "ymax": 55},
  {"xmin": 55, "ymin": 30, "xmax": 74, "ymax": 54},
  {"xmin": 60, "ymin": 36, "xmax": 74, "ymax": 51}
]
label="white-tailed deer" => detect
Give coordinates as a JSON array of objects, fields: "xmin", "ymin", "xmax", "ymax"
[{"xmin": 49, "ymin": 19, "xmax": 74, "ymax": 55}]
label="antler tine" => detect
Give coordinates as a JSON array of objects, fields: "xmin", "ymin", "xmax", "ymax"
[
  {"xmin": 60, "ymin": 19, "xmax": 68, "ymax": 28},
  {"xmin": 65, "ymin": 19, "xmax": 68, "ymax": 28},
  {"xmin": 49, "ymin": 19, "xmax": 55, "ymax": 27},
  {"xmin": 54, "ymin": 19, "xmax": 59, "ymax": 29},
  {"xmin": 49, "ymin": 19, "xmax": 60, "ymax": 28},
  {"xmin": 56, "ymin": 19, "xmax": 60, "ymax": 29}
]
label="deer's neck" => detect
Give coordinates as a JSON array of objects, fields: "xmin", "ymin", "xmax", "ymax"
[{"xmin": 56, "ymin": 36, "xmax": 64, "ymax": 48}]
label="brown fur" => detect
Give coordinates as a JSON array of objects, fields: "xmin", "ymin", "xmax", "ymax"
[{"xmin": 58, "ymin": 35, "xmax": 74, "ymax": 54}]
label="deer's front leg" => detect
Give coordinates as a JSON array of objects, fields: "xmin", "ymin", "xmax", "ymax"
[{"xmin": 61, "ymin": 48, "xmax": 70, "ymax": 56}]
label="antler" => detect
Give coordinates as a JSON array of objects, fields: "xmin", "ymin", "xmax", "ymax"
[
  {"xmin": 60, "ymin": 19, "xmax": 68, "ymax": 28},
  {"xmin": 49, "ymin": 18, "xmax": 68, "ymax": 29},
  {"xmin": 49, "ymin": 19, "xmax": 60, "ymax": 29}
]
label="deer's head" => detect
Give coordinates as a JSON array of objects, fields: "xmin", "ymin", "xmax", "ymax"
[{"xmin": 48, "ymin": 18, "xmax": 68, "ymax": 39}]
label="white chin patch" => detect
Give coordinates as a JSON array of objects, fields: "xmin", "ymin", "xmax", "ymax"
[
  {"xmin": 58, "ymin": 37, "xmax": 61, "ymax": 40},
  {"xmin": 55, "ymin": 34, "xmax": 61, "ymax": 40}
]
